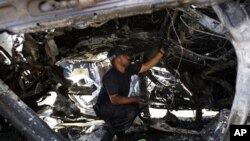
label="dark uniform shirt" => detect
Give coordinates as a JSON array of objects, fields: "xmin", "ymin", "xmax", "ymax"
[{"xmin": 97, "ymin": 63, "xmax": 142, "ymax": 105}]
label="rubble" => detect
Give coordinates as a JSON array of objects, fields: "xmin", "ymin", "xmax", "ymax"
[{"xmin": 201, "ymin": 109, "xmax": 230, "ymax": 141}]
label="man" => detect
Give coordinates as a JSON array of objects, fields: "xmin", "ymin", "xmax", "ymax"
[{"xmin": 95, "ymin": 46, "xmax": 165, "ymax": 141}]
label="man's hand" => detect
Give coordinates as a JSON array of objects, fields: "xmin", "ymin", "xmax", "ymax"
[{"xmin": 134, "ymin": 97, "xmax": 149, "ymax": 106}]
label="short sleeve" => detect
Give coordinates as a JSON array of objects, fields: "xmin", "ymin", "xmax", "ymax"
[
  {"xmin": 103, "ymin": 74, "xmax": 119, "ymax": 96},
  {"xmin": 125, "ymin": 62, "xmax": 142, "ymax": 75}
]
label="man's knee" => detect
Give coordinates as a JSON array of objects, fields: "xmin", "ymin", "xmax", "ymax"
[
  {"xmin": 118, "ymin": 104, "xmax": 139, "ymax": 122},
  {"xmin": 125, "ymin": 104, "xmax": 140, "ymax": 115}
]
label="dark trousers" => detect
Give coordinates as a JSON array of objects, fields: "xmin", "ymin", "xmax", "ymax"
[{"xmin": 99, "ymin": 103, "xmax": 140, "ymax": 133}]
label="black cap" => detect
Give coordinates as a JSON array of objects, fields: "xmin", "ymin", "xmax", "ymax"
[{"xmin": 107, "ymin": 46, "xmax": 130, "ymax": 60}]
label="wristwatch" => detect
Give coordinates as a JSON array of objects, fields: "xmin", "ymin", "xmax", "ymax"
[{"xmin": 159, "ymin": 49, "xmax": 165, "ymax": 55}]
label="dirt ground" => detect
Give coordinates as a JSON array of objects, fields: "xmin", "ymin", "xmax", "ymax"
[{"xmin": 116, "ymin": 130, "xmax": 203, "ymax": 141}]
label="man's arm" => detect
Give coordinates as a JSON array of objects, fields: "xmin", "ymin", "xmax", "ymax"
[
  {"xmin": 109, "ymin": 94, "xmax": 138, "ymax": 105},
  {"xmin": 139, "ymin": 48, "xmax": 165, "ymax": 73}
]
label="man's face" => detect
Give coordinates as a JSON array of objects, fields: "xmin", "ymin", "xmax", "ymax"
[{"xmin": 117, "ymin": 54, "xmax": 130, "ymax": 67}]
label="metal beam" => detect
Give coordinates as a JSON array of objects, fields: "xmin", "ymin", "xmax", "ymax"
[
  {"xmin": 0, "ymin": 0, "xmax": 228, "ymax": 33},
  {"xmin": 213, "ymin": 2, "xmax": 250, "ymax": 141},
  {"xmin": 0, "ymin": 79, "xmax": 67, "ymax": 141}
]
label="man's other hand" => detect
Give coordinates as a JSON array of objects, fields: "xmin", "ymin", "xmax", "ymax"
[{"xmin": 134, "ymin": 97, "xmax": 149, "ymax": 106}]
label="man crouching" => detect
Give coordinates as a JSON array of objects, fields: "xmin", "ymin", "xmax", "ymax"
[{"xmin": 95, "ymin": 46, "xmax": 165, "ymax": 141}]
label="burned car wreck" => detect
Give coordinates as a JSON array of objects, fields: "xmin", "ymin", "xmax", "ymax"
[{"xmin": 0, "ymin": 0, "xmax": 250, "ymax": 141}]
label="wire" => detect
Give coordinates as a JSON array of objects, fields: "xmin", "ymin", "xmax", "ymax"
[
  {"xmin": 151, "ymin": 13, "xmax": 160, "ymax": 23},
  {"xmin": 180, "ymin": 15, "xmax": 227, "ymax": 39},
  {"xmin": 171, "ymin": 54, "xmax": 205, "ymax": 66},
  {"xmin": 209, "ymin": 40, "xmax": 228, "ymax": 55},
  {"xmin": 178, "ymin": 17, "xmax": 230, "ymax": 57},
  {"xmin": 167, "ymin": 10, "xmax": 184, "ymax": 72},
  {"xmin": 191, "ymin": 32, "xmax": 210, "ymax": 39}
]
